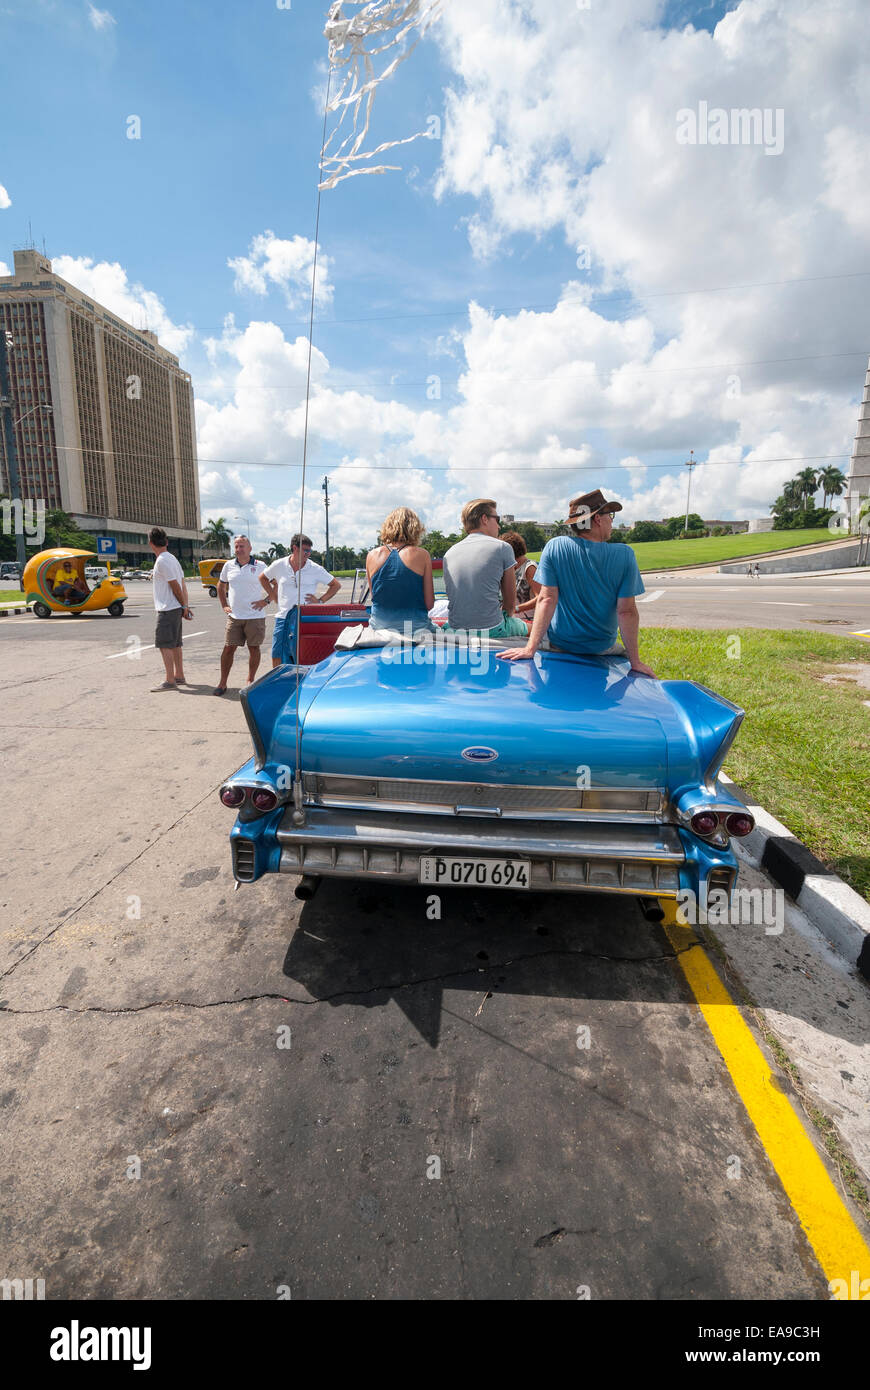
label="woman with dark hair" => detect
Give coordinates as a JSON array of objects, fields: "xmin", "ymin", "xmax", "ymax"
[
  {"xmin": 500, "ymin": 531, "xmax": 541, "ymax": 621},
  {"xmin": 366, "ymin": 507, "xmax": 436, "ymax": 637}
]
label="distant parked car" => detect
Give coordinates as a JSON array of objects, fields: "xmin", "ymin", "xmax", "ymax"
[{"xmin": 0, "ymin": 561, "xmax": 21, "ymax": 583}]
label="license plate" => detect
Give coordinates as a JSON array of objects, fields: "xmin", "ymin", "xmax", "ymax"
[{"xmin": 419, "ymin": 856, "xmax": 530, "ymax": 889}]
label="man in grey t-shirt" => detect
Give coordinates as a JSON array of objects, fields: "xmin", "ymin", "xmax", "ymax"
[{"xmin": 442, "ymin": 499, "xmax": 528, "ymax": 637}]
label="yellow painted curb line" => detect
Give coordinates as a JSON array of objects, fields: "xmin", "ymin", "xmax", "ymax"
[{"xmin": 664, "ymin": 918, "xmax": 870, "ymax": 1298}]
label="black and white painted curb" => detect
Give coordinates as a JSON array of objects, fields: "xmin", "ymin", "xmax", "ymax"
[
  {"xmin": 0, "ymin": 602, "xmax": 28, "ymax": 616},
  {"xmin": 720, "ymin": 773, "xmax": 870, "ymax": 980}
]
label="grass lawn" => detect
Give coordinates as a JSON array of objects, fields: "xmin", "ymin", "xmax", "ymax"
[
  {"xmin": 0, "ymin": 588, "xmax": 27, "ymax": 603},
  {"xmin": 644, "ymin": 629, "xmax": 870, "ymax": 903},
  {"xmin": 526, "ymin": 528, "xmax": 837, "ymax": 569},
  {"xmin": 629, "ymin": 528, "xmax": 839, "ymax": 571}
]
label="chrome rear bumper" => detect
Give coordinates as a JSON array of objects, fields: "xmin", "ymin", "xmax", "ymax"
[{"xmin": 273, "ymin": 807, "xmax": 685, "ymax": 897}]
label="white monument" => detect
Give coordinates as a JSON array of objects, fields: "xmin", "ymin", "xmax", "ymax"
[{"xmin": 847, "ymin": 355, "xmax": 870, "ymax": 527}]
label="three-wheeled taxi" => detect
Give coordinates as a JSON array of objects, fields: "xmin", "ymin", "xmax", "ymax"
[
  {"xmin": 199, "ymin": 559, "xmax": 226, "ymax": 598},
  {"xmin": 23, "ymin": 548, "xmax": 128, "ymax": 618}
]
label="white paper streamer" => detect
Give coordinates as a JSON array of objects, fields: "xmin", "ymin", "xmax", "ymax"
[{"xmin": 320, "ymin": 0, "xmax": 442, "ymax": 190}]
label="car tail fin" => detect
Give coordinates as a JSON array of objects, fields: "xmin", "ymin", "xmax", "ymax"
[
  {"xmin": 661, "ymin": 680, "xmax": 745, "ymax": 788},
  {"xmin": 240, "ymin": 666, "xmax": 310, "ymax": 770}
]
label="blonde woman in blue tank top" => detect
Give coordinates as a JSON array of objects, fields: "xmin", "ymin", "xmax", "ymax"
[{"xmin": 366, "ymin": 508, "xmax": 436, "ymax": 637}]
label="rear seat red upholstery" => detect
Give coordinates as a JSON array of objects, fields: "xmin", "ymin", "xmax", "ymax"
[{"xmin": 296, "ymin": 603, "xmax": 370, "ymax": 665}]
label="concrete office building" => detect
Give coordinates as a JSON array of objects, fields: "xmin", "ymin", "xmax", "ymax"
[
  {"xmin": 0, "ymin": 249, "xmax": 201, "ymax": 562},
  {"xmin": 847, "ymin": 355, "xmax": 870, "ymax": 528}
]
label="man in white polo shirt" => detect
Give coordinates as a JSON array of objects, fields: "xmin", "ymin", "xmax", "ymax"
[
  {"xmin": 261, "ymin": 533, "xmax": 340, "ymax": 667},
  {"xmin": 213, "ymin": 534, "xmax": 270, "ymax": 696}
]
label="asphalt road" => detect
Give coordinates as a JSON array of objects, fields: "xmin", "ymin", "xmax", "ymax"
[
  {"xmin": 633, "ymin": 570, "xmax": 869, "ymax": 637},
  {"xmin": 0, "ymin": 581, "xmax": 867, "ymax": 1300},
  {"xmin": 3, "ymin": 569, "xmax": 867, "ymax": 648}
]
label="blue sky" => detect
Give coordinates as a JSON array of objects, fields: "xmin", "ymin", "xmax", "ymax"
[{"xmin": 1, "ymin": 0, "xmax": 866, "ymax": 549}]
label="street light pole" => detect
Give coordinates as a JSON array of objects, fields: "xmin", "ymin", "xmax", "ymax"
[
  {"xmin": 683, "ymin": 449, "xmax": 696, "ymax": 535},
  {"xmin": 322, "ymin": 475, "xmax": 330, "ymax": 570}
]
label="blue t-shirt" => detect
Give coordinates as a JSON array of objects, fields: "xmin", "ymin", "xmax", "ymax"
[{"xmin": 535, "ymin": 535, "xmax": 645, "ymax": 653}]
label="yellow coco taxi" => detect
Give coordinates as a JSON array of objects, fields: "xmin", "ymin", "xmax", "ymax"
[
  {"xmin": 24, "ymin": 548, "xmax": 128, "ymax": 618},
  {"xmin": 199, "ymin": 559, "xmax": 225, "ymax": 597}
]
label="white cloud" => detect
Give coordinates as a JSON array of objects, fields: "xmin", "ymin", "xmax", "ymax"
[
  {"xmin": 51, "ymin": 255, "xmax": 194, "ymax": 356},
  {"xmin": 821, "ymin": 126, "xmax": 870, "ymax": 237},
  {"xmin": 79, "ymin": 1, "xmax": 868, "ymax": 547},
  {"xmin": 423, "ymin": 0, "xmax": 867, "ymax": 521},
  {"xmin": 0, "ymin": 261, "xmax": 10, "ymax": 278},
  {"xmin": 0, "ymin": 183, "xmax": 11, "ymax": 210},
  {"xmin": 87, "ymin": 4, "xmax": 116, "ymax": 31},
  {"xmin": 228, "ymin": 231, "xmax": 334, "ymax": 311}
]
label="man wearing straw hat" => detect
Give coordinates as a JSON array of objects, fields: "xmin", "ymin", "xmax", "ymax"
[{"xmin": 498, "ymin": 489, "xmax": 656, "ymax": 676}]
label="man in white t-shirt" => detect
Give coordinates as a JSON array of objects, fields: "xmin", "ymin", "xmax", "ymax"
[
  {"xmin": 213, "ymin": 534, "xmax": 270, "ymax": 696},
  {"xmin": 148, "ymin": 526, "xmax": 192, "ymax": 691},
  {"xmin": 260, "ymin": 533, "xmax": 340, "ymax": 667}
]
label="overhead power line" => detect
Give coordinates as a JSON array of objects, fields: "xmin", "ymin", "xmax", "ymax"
[
  {"xmin": 193, "ymin": 267, "xmax": 870, "ymax": 334},
  {"xmin": 49, "ymin": 442, "xmax": 851, "ymax": 473},
  {"xmin": 195, "ymin": 348, "xmax": 870, "ymax": 396}
]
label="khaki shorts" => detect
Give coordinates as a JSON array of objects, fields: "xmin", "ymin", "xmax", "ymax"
[{"xmin": 225, "ymin": 616, "xmax": 266, "ymax": 648}]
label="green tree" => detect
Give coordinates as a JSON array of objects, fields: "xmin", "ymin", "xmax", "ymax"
[
  {"xmin": 267, "ymin": 541, "xmax": 289, "ymax": 559},
  {"xmin": 203, "ymin": 517, "xmax": 233, "ymax": 552},
  {"xmin": 795, "ymin": 468, "xmax": 819, "ymax": 508},
  {"xmin": 502, "ymin": 520, "xmax": 547, "ymax": 552},
  {"xmin": 772, "ymin": 480, "xmax": 804, "ymax": 527},
  {"xmin": 0, "ymin": 495, "xmax": 15, "ymax": 560},
  {"xmin": 818, "ymin": 465, "xmax": 846, "ymax": 509},
  {"xmin": 421, "ymin": 529, "xmax": 462, "ymax": 559},
  {"xmin": 41, "ymin": 509, "xmax": 99, "ymax": 551},
  {"xmin": 627, "ymin": 520, "xmax": 669, "ymax": 542},
  {"xmin": 669, "ymin": 512, "xmax": 705, "ymax": 536},
  {"xmin": 0, "ymin": 501, "xmax": 93, "ymax": 555}
]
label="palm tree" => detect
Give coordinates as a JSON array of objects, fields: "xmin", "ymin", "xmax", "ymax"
[
  {"xmin": 782, "ymin": 479, "xmax": 803, "ymax": 509},
  {"xmin": 818, "ymin": 465, "xmax": 846, "ymax": 508},
  {"xmin": 203, "ymin": 517, "xmax": 233, "ymax": 552},
  {"xmin": 795, "ymin": 468, "xmax": 819, "ymax": 508},
  {"xmin": 267, "ymin": 541, "xmax": 289, "ymax": 560}
]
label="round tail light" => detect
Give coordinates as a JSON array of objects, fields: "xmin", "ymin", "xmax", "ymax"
[
  {"xmin": 251, "ymin": 788, "xmax": 279, "ymax": 812},
  {"xmin": 691, "ymin": 810, "xmax": 720, "ymax": 836},
  {"xmin": 725, "ymin": 812, "xmax": 755, "ymax": 837},
  {"xmin": 220, "ymin": 786, "xmax": 245, "ymax": 808}
]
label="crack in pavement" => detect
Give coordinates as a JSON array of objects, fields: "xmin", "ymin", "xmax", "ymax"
[
  {"xmin": 0, "ymin": 776, "xmax": 235, "ymax": 984},
  {"xmin": 0, "ymin": 942, "xmax": 701, "ymax": 1014}
]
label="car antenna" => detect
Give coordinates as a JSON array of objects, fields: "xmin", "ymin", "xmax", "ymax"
[{"xmin": 291, "ymin": 3, "xmax": 443, "ymax": 825}]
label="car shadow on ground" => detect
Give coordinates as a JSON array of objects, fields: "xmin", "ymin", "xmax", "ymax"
[{"xmin": 283, "ymin": 879, "xmax": 685, "ymax": 1048}]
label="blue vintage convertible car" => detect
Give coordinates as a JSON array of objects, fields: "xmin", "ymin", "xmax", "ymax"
[{"xmin": 220, "ymin": 608, "xmax": 754, "ymax": 916}]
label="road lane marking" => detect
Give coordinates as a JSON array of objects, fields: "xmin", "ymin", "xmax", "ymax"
[
  {"xmin": 637, "ymin": 589, "xmax": 665, "ymax": 603},
  {"xmin": 105, "ymin": 630, "xmax": 208, "ymax": 658},
  {"xmin": 663, "ymin": 917, "xmax": 870, "ymax": 1293},
  {"xmin": 763, "ymin": 602, "xmax": 810, "ymax": 606}
]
